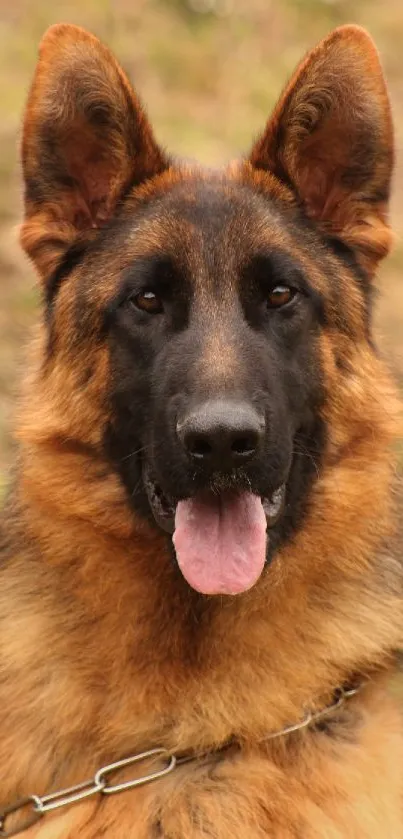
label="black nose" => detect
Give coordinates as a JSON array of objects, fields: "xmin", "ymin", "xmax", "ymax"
[{"xmin": 177, "ymin": 400, "xmax": 265, "ymax": 469}]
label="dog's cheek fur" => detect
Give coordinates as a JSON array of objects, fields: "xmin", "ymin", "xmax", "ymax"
[{"xmin": 104, "ymin": 330, "xmax": 155, "ymax": 523}]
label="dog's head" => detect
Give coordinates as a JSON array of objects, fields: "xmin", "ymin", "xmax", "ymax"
[{"xmin": 20, "ymin": 24, "xmax": 394, "ymax": 595}]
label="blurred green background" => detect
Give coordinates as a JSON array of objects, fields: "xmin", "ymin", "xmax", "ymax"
[{"xmin": 1, "ymin": 0, "xmax": 403, "ymax": 494}]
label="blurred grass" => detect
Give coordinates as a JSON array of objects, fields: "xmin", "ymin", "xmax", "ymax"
[{"xmin": 0, "ymin": 0, "xmax": 403, "ymax": 496}]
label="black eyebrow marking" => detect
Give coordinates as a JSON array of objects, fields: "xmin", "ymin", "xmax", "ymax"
[{"xmin": 249, "ymin": 250, "xmax": 312, "ymax": 292}]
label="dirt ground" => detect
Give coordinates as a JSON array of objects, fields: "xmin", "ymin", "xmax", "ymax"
[{"xmin": 1, "ymin": 0, "xmax": 403, "ymax": 493}]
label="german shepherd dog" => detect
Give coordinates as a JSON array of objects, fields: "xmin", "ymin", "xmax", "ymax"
[{"xmin": 0, "ymin": 22, "xmax": 402, "ymax": 838}]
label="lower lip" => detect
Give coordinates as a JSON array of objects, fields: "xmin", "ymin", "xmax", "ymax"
[{"xmin": 147, "ymin": 481, "xmax": 286, "ymax": 535}]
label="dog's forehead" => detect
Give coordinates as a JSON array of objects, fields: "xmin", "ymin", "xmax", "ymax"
[{"xmin": 120, "ymin": 176, "xmax": 292, "ymax": 266}]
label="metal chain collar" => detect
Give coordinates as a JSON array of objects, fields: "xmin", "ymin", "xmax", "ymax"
[{"xmin": 0, "ymin": 682, "xmax": 363, "ymax": 838}]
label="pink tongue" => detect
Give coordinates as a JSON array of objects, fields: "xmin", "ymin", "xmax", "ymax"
[{"xmin": 173, "ymin": 492, "xmax": 267, "ymax": 595}]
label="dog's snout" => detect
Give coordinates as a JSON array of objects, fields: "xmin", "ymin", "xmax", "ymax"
[{"xmin": 177, "ymin": 400, "xmax": 265, "ymax": 469}]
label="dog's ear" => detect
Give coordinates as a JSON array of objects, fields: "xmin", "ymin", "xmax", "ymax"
[
  {"xmin": 21, "ymin": 24, "xmax": 167, "ymax": 281},
  {"xmin": 249, "ymin": 25, "xmax": 394, "ymax": 275}
]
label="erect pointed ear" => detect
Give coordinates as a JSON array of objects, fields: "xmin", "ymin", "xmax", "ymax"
[
  {"xmin": 249, "ymin": 26, "xmax": 394, "ymax": 276},
  {"xmin": 21, "ymin": 24, "xmax": 167, "ymax": 282}
]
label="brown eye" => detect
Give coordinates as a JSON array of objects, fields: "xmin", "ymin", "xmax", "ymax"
[
  {"xmin": 267, "ymin": 285, "xmax": 295, "ymax": 309},
  {"xmin": 131, "ymin": 290, "xmax": 163, "ymax": 314}
]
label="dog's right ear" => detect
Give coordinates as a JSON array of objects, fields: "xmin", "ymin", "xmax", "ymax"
[{"xmin": 20, "ymin": 24, "xmax": 167, "ymax": 282}]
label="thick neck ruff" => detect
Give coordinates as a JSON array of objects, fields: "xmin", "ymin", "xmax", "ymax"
[{"xmin": 0, "ymin": 680, "xmax": 364, "ymax": 838}]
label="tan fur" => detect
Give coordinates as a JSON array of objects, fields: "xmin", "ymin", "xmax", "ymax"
[{"xmin": 1, "ymin": 22, "xmax": 402, "ymax": 839}]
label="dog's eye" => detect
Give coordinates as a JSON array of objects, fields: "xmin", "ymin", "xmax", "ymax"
[
  {"xmin": 267, "ymin": 285, "xmax": 295, "ymax": 309},
  {"xmin": 130, "ymin": 290, "xmax": 164, "ymax": 315}
]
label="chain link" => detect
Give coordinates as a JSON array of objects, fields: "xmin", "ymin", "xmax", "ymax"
[
  {"xmin": 34, "ymin": 778, "xmax": 105, "ymax": 814},
  {"xmin": 94, "ymin": 749, "xmax": 177, "ymax": 794},
  {"xmin": 0, "ymin": 749, "xmax": 175, "ymax": 837},
  {"xmin": 0, "ymin": 682, "xmax": 363, "ymax": 838}
]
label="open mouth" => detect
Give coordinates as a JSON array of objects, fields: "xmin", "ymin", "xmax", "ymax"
[{"xmin": 144, "ymin": 466, "xmax": 286, "ymax": 596}]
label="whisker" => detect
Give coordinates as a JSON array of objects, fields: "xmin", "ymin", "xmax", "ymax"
[
  {"xmin": 292, "ymin": 446, "xmax": 320, "ymax": 479},
  {"xmin": 120, "ymin": 438, "xmax": 165, "ymax": 463}
]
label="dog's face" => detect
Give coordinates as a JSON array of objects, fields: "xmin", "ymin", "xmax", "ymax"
[
  {"xmin": 20, "ymin": 24, "xmax": 393, "ymax": 594},
  {"xmin": 105, "ymin": 181, "xmax": 326, "ymax": 559}
]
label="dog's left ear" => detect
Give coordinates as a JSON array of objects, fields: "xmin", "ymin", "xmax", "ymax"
[{"xmin": 249, "ymin": 25, "xmax": 394, "ymax": 275}]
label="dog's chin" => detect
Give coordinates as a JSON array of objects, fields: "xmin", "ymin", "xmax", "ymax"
[{"xmin": 143, "ymin": 464, "xmax": 287, "ymax": 536}]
